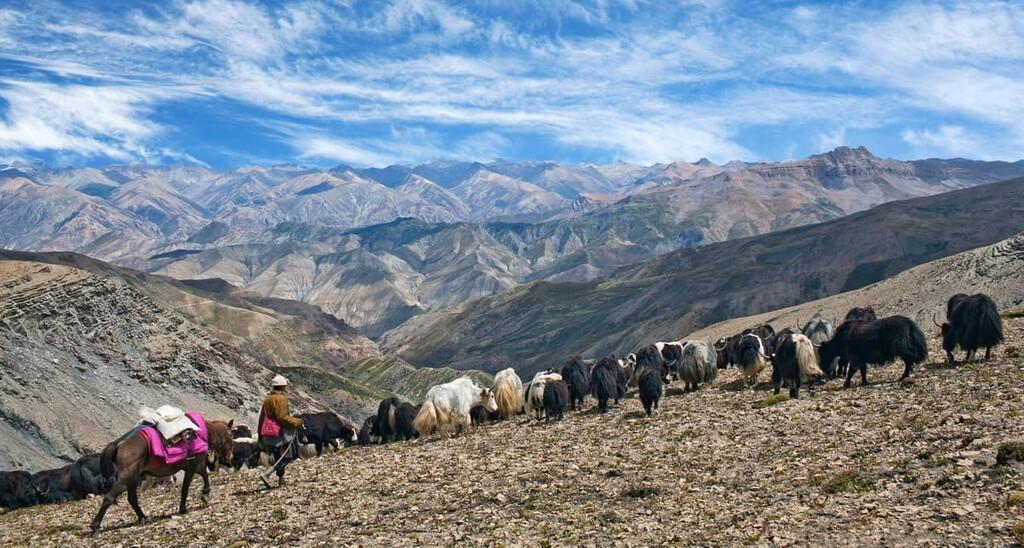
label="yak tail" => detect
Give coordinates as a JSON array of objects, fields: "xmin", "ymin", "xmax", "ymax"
[
  {"xmin": 413, "ymin": 401, "xmax": 438, "ymax": 436},
  {"xmin": 387, "ymin": 405, "xmax": 397, "ymax": 434},
  {"xmin": 898, "ymin": 320, "xmax": 929, "ymax": 365},
  {"xmin": 793, "ymin": 335, "xmax": 824, "ymax": 380},
  {"xmin": 494, "ymin": 380, "xmax": 522, "ymax": 419},
  {"xmin": 100, "ymin": 441, "xmax": 118, "ymax": 480},
  {"xmin": 978, "ymin": 299, "xmax": 1005, "ymax": 346}
]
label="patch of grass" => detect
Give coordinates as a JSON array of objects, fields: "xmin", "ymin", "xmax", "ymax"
[
  {"xmin": 44, "ymin": 524, "xmax": 80, "ymax": 536},
  {"xmin": 756, "ymin": 394, "xmax": 789, "ymax": 408},
  {"xmin": 1008, "ymin": 492, "xmax": 1024, "ymax": 507},
  {"xmin": 815, "ymin": 470, "xmax": 874, "ymax": 495},
  {"xmin": 1014, "ymin": 522, "xmax": 1024, "ymax": 544},
  {"xmin": 621, "ymin": 486, "xmax": 661, "ymax": 499},
  {"xmin": 1001, "ymin": 306, "xmax": 1024, "ymax": 319},
  {"xmin": 271, "ymin": 508, "xmax": 288, "ymax": 522}
]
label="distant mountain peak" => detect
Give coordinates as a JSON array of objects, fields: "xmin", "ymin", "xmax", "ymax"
[{"xmin": 812, "ymin": 145, "xmax": 877, "ymax": 163}]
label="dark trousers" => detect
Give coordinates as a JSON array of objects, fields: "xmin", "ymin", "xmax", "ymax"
[{"xmin": 261, "ymin": 430, "xmax": 299, "ymax": 478}]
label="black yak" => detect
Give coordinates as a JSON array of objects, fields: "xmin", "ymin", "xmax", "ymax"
[
  {"xmin": 819, "ymin": 315, "xmax": 928, "ymax": 388},
  {"xmin": 542, "ymin": 379, "xmax": 570, "ymax": 421},
  {"xmin": 845, "ymin": 307, "xmax": 877, "ymax": 322},
  {"xmin": 28, "ymin": 465, "xmax": 77, "ymax": 504},
  {"xmin": 1, "ymin": 470, "xmax": 35, "ymax": 508},
  {"xmin": 677, "ymin": 340, "xmax": 718, "ymax": 392},
  {"xmin": 70, "ymin": 454, "xmax": 113, "ymax": 497},
  {"xmin": 393, "ymin": 402, "xmax": 420, "ymax": 441},
  {"xmin": 560, "ymin": 356, "xmax": 591, "ymax": 410},
  {"xmin": 771, "ymin": 333, "xmax": 824, "ymax": 398},
  {"xmin": 634, "ymin": 344, "xmax": 670, "ymax": 383},
  {"xmin": 937, "ymin": 293, "xmax": 1004, "ymax": 364},
  {"xmin": 591, "ymin": 356, "xmax": 627, "ymax": 412},
  {"xmin": 357, "ymin": 415, "xmax": 379, "ymax": 446},
  {"xmin": 297, "ymin": 412, "xmax": 357, "ymax": 455},
  {"xmin": 374, "ymin": 397, "xmax": 403, "ymax": 443},
  {"xmin": 470, "ymin": 404, "xmax": 501, "ymax": 425},
  {"xmin": 637, "ymin": 368, "xmax": 663, "ymax": 417},
  {"xmin": 750, "ymin": 324, "xmax": 776, "ymax": 354},
  {"xmin": 230, "ymin": 424, "xmax": 253, "ymax": 439},
  {"xmin": 736, "ymin": 334, "xmax": 769, "ymax": 387},
  {"xmin": 230, "ymin": 438, "xmax": 260, "ymax": 470}
]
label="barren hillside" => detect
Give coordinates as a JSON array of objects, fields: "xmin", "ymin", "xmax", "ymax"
[{"xmin": 2, "ymin": 316, "xmax": 1023, "ymax": 545}]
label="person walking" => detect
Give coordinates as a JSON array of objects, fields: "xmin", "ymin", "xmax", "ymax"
[{"xmin": 258, "ymin": 374, "xmax": 304, "ymax": 488}]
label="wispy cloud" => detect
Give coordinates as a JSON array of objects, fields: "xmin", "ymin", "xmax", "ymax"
[{"xmin": 0, "ymin": 0, "xmax": 1022, "ymax": 167}]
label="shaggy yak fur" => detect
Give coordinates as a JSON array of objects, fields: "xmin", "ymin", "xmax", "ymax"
[
  {"xmin": 845, "ymin": 307, "xmax": 877, "ymax": 322},
  {"xmin": 818, "ymin": 315, "xmax": 928, "ymax": 388},
  {"xmin": 638, "ymin": 368, "xmax": 663, "ymax": 417},
  {"xmin": 634, "ymin": 344, "xmax": 670, "ymax": 383},
  {"xmin": 590, "ymin": 356, "xmax": 628, "ymax": 412},
  {"xmin": 560, "ymin": 356, "xmax": 591, "ymax": 410},
  {"xmin": 0, "ymin": 470, "xmax": 34, "ymax": 508},
  {"xmin": 493, "ymin": 368, "xmax": 524, "ymax": 419},
  {"xmin": 677, "ymin": 340, "xmax": 718, "ymax": 392},
  {"xmin": 373, "ymin": 398, "xmax": 403, "ymax": 443},
  {"xmin": 393, "ymin": 402, "xmax": 421, "ymax": 441},
  {"xmin": 413, "ymin": 378, "xmax": 497, "ymax": 436},
  {"xmin": 542, "ymin": 379, "xmax": 570, "ymax": 421},
  {"xmin": 298, "ymin": 412, "xmax": 357, "ymax": 455},
  {"xmin": 525, "ymin": 371, "xmax": 562, "ymax": 419},
  {"xmin": 771, "ymin": 333, "xmax": 824, "ymax": 398},
  {"xmin": 736, "ymin": 334, "xmax": 770, "ymax": 387},
  {"xmin": 470, "ymin": 404, "xmax": 500, "ymax": 425},
  {"xmin": 357, "ymin": 415, "xmax": 379, "ymax": 446},
  {"xmin": 939, "ymin": 293, "xmax": 1004, "ymax": 364}
]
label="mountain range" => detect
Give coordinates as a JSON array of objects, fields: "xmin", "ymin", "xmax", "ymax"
[
  {"xmin": 5, "ymin": 147, "xmax": 1020, "ymax": 336},
  {"xmin": 381, "ymin": 177, "xmax": 1024, "ymax": 373}
]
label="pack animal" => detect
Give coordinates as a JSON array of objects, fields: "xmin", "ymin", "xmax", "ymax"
[
  {"xmin": 818, "ymin": 316, "xmax": 928, "ymax": 388},
  {"xmin": 413, "ymin": 378, "xmax": 497, "ymax": 436},
  {"xmin": 677, "ymin": 340, "xmax": 718, "ymax": 392},
  {"xmin": 771, "ymin": 333, "xmax": 824, "ymax": 398},
  {"xmin": 89, "ymin": 414, "xmax": 233, "ymax": 535},
  {"xmin": 297, "ymin": 411, "xmax": 356, "ymax": 455},
  {"xmin": 560, "ymin": 356, "xmax": 591, "ymax": 410},
  {"xmin": 936, "ymin": 293, "xmax": 1004, "ymax": 364},
  {"xmin": 590, "ymin": 356, "xmax": 627, "ymax": 412},
  {"xmin": 492, "ymin": 368, "xmax": 524, "ymax": 419}
]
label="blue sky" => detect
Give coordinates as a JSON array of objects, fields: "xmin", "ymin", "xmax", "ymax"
[{"xmin": 0, "ymin": 0, "xmax": 1022, "ymax": 168}]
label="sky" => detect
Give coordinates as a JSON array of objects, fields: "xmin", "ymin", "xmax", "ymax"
[{"xmin": 0, "ymin": 0, "xmax": 1022, "ymax": 169}]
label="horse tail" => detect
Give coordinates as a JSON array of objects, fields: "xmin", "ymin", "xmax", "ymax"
[
  {"xmin": 413, "ymin": 400, "xmax": 439, "ymax": 436},
  {"xmin": 100, "ymin": 441, "xmax": 118, "ymax": 480},
  {"xmin": 793, "ymin": 334, "xmax": 823, "ymax": 379}
]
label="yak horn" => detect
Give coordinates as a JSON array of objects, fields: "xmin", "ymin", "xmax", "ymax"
[{"xmin": 931, "ymin": 312, "xmax": 942, "ymax": 328}]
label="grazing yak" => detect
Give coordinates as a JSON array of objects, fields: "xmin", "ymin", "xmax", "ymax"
[
  {"xmin": 736, "ymin": 334, "xmax": 769, "ymax": 387},
  {"xmin": 413, "ymin": 377, "xmax": 497, "ymax": 436},
  {"xmin": 525, "ymin": 371, "xmax": 562, "ymax": 419},
  {"xmin": 230, "ymin": 424, "xmax": 253, "ymax": 440},
  {"xmin": 560, "ymin": 356, "xmax": 591, "ymax": 411},
  {"xmin": 591, "ymin": 356, "xmax": 628, "ymax": 412},
  {"xmin": 25, "ymin": 455, "xmax": 113, "ymax": 506},
  {"xmin": 845, "ymin": 307, "xmax": 877, "ymax": 322},
  {"xmin": 677, "ymin": 340, "xmax": 718, "ymax": 392},
  {"xmin": 358, "ymin": 415, "xmax": 379, "ymax": 446},
  {"xmin": 802, "ymin": 316, "xmax": 837, "ymax": 377},
  {"xmin": 542, "ymin": 379, "xmax": 570, "ymax": 421},
  {"xmin": 819, "ymin": 315, "xmax": 928, "ymax": 388},
  {"xmin": 297, "ymin": 412, "xmax": 357, "ymax": 455},
  {"xmin": 771, "ymin": 333, "xmax": 824, "ymax": 398},
  {"xmin": 1, "ymin": 470, "xmax": 34, "ymax": 508},
  {"xmin": 654, "ymin": 341, "xmax": 685, "ymax": 380},
  {"xmin": 470, "ymin": 404, "xmax": 501, "ymax": 425},
  {"xmin": 393, "ymin": 402, "xmax": 421, "ymax": 441},
  {"xmin": 621, "ymin": 354, "xmax": 637, "ymax": 387},
  {"xmin": 493, "ymin": 368, "xmax": 524, "ymax": 419},
  {"xmin": 374, "ymin": 398, "xmax": 403, "ymax": 443},
  {"xmin": 637, "ymin": 368, "xmax": 662, "ymax": 417},
  {"xmin": 634, "ymin": 344, "xmax": 670, "ymax": 383},
  {"xmin": 230, "ymin": 438, "xmax": 260, "ymax": 470},
  {"xmin": 937, "ymin": 293, "xmax": 1004, "ymax": 364}
]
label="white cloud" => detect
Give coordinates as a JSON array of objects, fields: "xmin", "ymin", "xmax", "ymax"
[{"xmin": 901, "ymin": 125, "xmax": 987, "ymax": 159}]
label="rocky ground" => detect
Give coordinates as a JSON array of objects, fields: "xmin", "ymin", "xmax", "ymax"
[{"xmin": 2, "ymin": 317, "xmax": 1024, "ymax": 546}]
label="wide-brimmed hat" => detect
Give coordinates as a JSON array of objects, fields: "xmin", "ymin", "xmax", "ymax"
[
  {"xmin": 153, "ymin": 405, "xmax": 199, "ymax": 440},
  {"xmin": 271, "ymin": 374, "xmax": 289, "ymax": 387}
]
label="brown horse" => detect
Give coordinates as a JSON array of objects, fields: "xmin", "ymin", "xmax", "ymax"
[{"xmin": 90, "ymin": 418, "xmax": 233, "ymax": 535}]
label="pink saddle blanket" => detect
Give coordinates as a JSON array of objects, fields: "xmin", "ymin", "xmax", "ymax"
[{"xmin": 138, "ymin": 411, "xmax": 208, "ymax": 466}]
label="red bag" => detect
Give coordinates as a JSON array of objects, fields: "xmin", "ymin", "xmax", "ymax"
[{"xmin": 260, "ymin": 416, "xmax": 282, "ymax": 437}]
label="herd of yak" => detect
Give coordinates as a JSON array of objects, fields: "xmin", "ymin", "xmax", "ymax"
[{"xmin": 0, "ymin": 292, "xmax": 1007, "ymax": 520}]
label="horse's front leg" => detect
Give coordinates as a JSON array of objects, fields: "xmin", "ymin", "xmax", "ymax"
[{"xmin": 179, "ymin": 466, "xmax": 195, "ymax": 515}]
